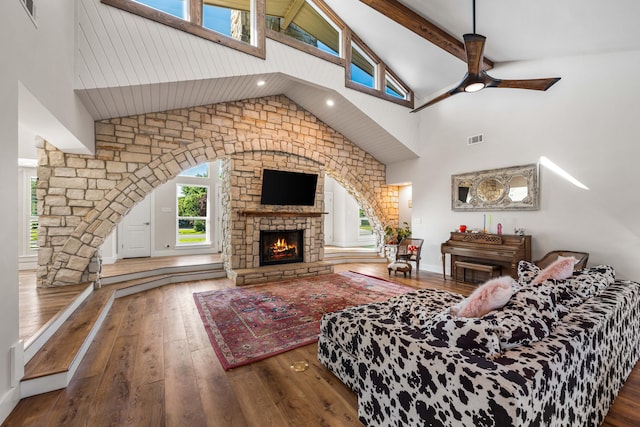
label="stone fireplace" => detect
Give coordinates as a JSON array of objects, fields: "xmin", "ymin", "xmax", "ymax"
[
  {"xmin": 222, "ymin": 153, "xmax": 334, "ymax": 286},
  {"xmin": 260, "ymin": 230, "xmax": 304, "ymax": 266}
]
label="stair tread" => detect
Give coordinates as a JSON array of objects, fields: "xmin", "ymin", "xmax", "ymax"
[
  {"xmin": 101, "ymin": 262, "xmax": 223, "ymax": 283},
  {"xmin": 23, "ymin": 287, "xmax": 113, "ymax": 380}
]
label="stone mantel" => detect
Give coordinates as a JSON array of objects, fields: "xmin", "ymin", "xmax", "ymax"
[{"xmin": 239, "ymin": 210, "xmax": 328, "ymax": 218}]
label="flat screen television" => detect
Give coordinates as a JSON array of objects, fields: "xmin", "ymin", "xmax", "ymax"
[{"xmin": 260, "ymin": 169, "xmax": 318, "ymax": 206}]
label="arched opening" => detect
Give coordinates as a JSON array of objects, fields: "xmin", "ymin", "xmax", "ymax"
[{"xmin": 36, "ymin": 96, "xmax": 400, "ymax": 287}]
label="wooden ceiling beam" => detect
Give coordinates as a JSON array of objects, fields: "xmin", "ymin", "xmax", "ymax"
[
  {"xmin": 359, "ymin": 0, "xmax": 494, "ymax": 70},
  {"xmin": 282, "ymin": 0, "xmax": 306, "ymax": 30}
]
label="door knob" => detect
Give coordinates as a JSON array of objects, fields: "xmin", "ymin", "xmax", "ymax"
[{"xmin": 144, "ymin": 222, "xmax": 150, "ymax": 225}]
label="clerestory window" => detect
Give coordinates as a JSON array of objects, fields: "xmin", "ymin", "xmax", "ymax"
[
  {"xmin": 132, "ymin": 0, "xmax": 187, "ymax": 19},
  {"xmin": 102, "ymin": 0, "xmax": 413, "ymax": 107},
  {"xmin": 203, "ymin": 0, "xmax": 253, "ymax": 45},
  {"xmin": 350, "ymin": 41, "xmax": 377, "ymax": 90},
  {"xmin": 266, "ymin": 0, "xmax": 341, "ymax": 58},
  {"xmin": 385, "ymin": 72, "xmax": 410, "ymax": 101}
]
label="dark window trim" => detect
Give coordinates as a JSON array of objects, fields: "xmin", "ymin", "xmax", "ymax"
[
  {"xmin": 266, "ymin": 29, "xmax": 344, "ymax": 67},
  {"xmin": 346, "ymin": 30, "xmax": 413, "ymax": 108},
  {"xmin": 100, "ymin": 0, "xmax": 413, "ymax": 108},
  {"xmin": 101, "ymin": 0, "xmax": 266, "ymax": 59}
]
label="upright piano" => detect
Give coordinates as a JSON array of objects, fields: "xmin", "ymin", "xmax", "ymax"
[{"xmin": 441, "ymin": 232, "xmax": 531, "ymax": 281}]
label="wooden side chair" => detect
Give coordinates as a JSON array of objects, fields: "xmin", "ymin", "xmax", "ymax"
[
  {"xmin": 396, "ymin": 238, "xmax": 424, "ymax": 271},
  {"xmin": 534, "ymin": 250, "xmax": 590, "ymax": 270}
]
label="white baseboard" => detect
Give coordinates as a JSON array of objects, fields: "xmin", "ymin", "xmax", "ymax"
[
  {"xmin": 0, "ymin": 387, "xmax": 21, "ymax": 425},
  {"xmin": 330, "ymin": 239, "xmax": 375, "ymax": 248},
  {"xmin": 421, "ymin": 263, "xmax": 444, "ymax": 275},
  {"xmin": 101, "ymin": 256, "xmax": 117, "ymax": 265},
  {"xmin": 151, "ymin": 247, "xmax": 219, "ymax": 257},
  {"xmin": 18, "ymin": 256, "xmax": 37, "ymax": 271}
]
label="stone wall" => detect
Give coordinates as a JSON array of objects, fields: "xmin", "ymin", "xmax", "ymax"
[{"xmin": 36, "ymin": 95, "xmax": 400, "ymax": 287}]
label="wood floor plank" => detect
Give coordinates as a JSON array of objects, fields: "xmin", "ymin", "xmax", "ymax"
[
  {"xmin": 44, "ymin": 375, "xmax": 103, "ymax": 427},
  {"xmin": 163, "ymin": 338, "xmax": 208, "ymax": 426},
  {"xmin": 85, "ymin": 333, "xmax": 138, "ymax": 426},
  {"xmin": 132, "ymin": 288, "xmax": 165, "ymax": 386},
  {"xmin": 72, "ymin": 293, "xmax": 130, "ymax": 381},
  {"xmin": 178, "ymin": 282, "xmax": 213, "ymax": 353},
  {"xmin": 269, "ymin": 347, "xmax": 361, "ymax": 426},
  {"xmin": 191, "ymin": 347, "xmax": 249, "ymax": 427},
  {"xmin": 122, "ymin": 380, "xmax": 166, "ymax": 427},
  {"xmin": 228, "ymin": 368, "xmax": 290, "ymax": 427},
  {"xmin": 1, "ymin": 390, "xmax": 61, "ymax": 427},
  {"xmin": 162, "ymin": 285, "xmax": 187, "ymax": 343}
]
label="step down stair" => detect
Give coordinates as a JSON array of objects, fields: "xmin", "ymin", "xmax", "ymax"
[{"xmin": 21, "ymin": 261, "xmax": 225, "ymax": 398}]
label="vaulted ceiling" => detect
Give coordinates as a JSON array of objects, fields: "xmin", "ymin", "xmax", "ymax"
[
  {"xmin": 51, "ymin": 0, "xmax": 640, "ymax": 165},
  {"xmin": 327, "ymin": 0, "xmax": 640, "ymax": 101}
]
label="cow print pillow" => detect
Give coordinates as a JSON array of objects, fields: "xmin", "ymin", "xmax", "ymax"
[
  {"xmin": 517, "ymin": 260, "xmax": 542, "ymax": 286},
  {"xmin": 565, "ymin": 265, "xmax": 615, "ymax": 299}
]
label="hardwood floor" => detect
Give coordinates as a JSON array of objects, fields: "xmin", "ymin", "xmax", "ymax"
[{"xmin": 6, "ymin": 263, "xmax": 639, "ymax": 426}]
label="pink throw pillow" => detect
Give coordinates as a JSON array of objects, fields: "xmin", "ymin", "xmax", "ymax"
[
  {"xmin": 531, "ymin": 257, "xmax": 576, "ymax": 284},
  {"xmin": 452, "ymin": 276, "xmax": 515, "ymax": 318}
]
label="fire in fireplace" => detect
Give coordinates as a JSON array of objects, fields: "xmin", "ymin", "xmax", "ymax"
[{"xmin": 260, "ymin": 230, "xmax": 304, "ymax": 266}]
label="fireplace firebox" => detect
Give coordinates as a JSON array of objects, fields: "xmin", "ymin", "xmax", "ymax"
[{"xmin": 259, "ymin": 230, "xmax": 304, "ymax": 266}]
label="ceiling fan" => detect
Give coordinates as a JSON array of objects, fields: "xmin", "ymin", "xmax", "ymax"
[{"xmin": 411, "ymin": 0, "xmax": 560, "ymax": 113}]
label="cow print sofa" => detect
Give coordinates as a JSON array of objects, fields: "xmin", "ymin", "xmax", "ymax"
[{"xmin": 318, "ymin": 263, "xmax": 640, "ymax": 426}]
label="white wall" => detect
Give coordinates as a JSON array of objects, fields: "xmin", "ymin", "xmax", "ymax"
[
  {"xmin": 398, "ymin": 185, "xmax": 413, "ymax": 230},
  {"xmin": 388, "ymin": 50, "xmax": 640, "ymax": 280},
  {"xmin": 324, "ymin": 176, "xmax": 375, "ymax": 247},
  {"xmin": 0, "ymin": 1, "xmax": 95, "ymax": 419}
]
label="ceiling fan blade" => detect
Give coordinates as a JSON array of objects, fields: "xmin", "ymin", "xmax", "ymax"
[
  {"xmin": 411, "ymin": 91, "xmax": 456, "ymax": 113},
  {"xmin": 463, "ymin": 33, "xmax": 486, "ymax": 75},
  {"xmin": 495, "ymin": 77, "xmax": 561, "ymax": 91}
]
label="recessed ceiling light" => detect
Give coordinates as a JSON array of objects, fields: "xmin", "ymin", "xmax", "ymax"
[
  {"xmin": 326, "ymin": 99, "xmax": 334, "ymax": 106},
  {"xmin": 257, "ymin": 80, "xmax": 266, "ymax": 86}
]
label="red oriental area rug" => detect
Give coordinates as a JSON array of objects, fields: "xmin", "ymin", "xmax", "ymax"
[{"xmin": 193, "ymin": 271, "xmax": 412, "ymax": 370}]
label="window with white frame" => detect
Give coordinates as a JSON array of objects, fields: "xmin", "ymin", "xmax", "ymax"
[
  {"xmin": 266, "ymin": 0, "xmax": 341, "ymax": 57},
  {"xmin": 358, "ymin": 207, "xmax": 372, "ymax": 237},
  {"xmin": 176, "ymin": 184, "xmax": 210, "ymax": 245},
  {"xmin": 350, "ymin": 42, "xmax": 377, "ymax": 89},
  {"xmin": 385, "ymin": 73, "xmax": 409, "ymax": 101},
  {"xmin": 18, "ymin": 167, "xmax": 38, "ymax": 257},
  {"xmin": 179, "ymin": 162, "xmax": 209, "ymax": 178}
]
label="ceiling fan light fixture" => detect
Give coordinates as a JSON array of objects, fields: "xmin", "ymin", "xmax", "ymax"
[
  {"xmin": 464, "ymin": 82, "xmax": 485, "ymax": 93},
  {"xmin": 409, "ymin": 0, "xmax": 560, "ymax": 113}
]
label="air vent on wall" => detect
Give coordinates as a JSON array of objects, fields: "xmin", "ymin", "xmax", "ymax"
[
  {"xmin": 20, "ymin": 0, "xmax": 36, "ymax": 22},
  {"xmin": 467, "ymin": 134, "xmax": 484, "ymax": 145}
]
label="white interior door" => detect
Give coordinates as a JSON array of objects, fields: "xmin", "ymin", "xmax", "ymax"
[
  {"xmin": 120, "ymin": 197, "xmax": 151, "ymax": 258},
  {"xmin": 324, "ymin": 192, "xmax": 333, "ymax": 245}
]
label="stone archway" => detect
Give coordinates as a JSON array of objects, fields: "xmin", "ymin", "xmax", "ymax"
[{"xmin": 36, "ymin": 95, "xmax": 400, "ymax": 287}]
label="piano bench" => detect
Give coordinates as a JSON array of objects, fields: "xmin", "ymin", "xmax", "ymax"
[{"xmin": 454, "ymin": 261, "xmax": 501, "ymax": 284}]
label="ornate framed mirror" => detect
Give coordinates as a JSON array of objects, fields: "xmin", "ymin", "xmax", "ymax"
[{"xmin": 451, "ymin": 164, "xmax": 539, "ymax": 211}]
